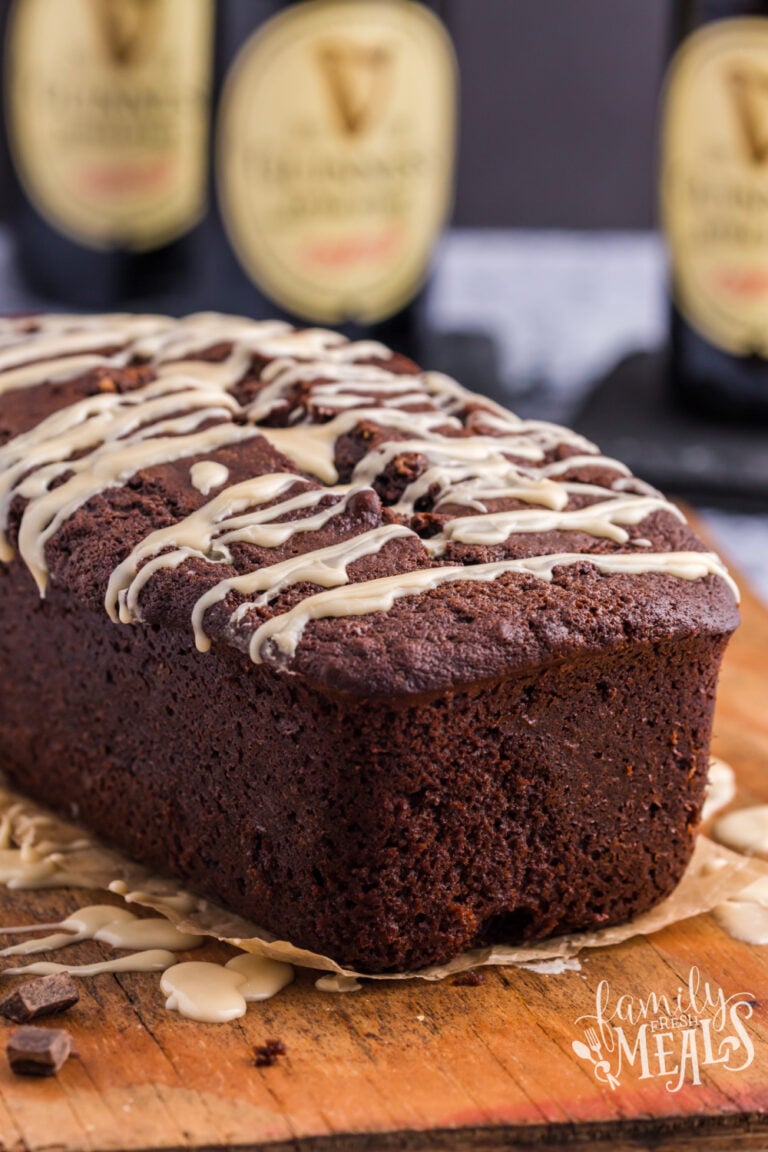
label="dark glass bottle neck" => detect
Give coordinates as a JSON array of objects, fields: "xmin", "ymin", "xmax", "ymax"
[{"xmin": 680, "ymin": 0, "xmax": 768, "ymax": 35}]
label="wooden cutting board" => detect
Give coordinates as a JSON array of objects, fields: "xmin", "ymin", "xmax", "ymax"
[{"xmin": 2, "ymin": 528, "xmax": 768, "ymax": 1152}]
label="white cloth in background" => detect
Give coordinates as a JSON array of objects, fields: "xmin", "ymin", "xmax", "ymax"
[{"xmin": 428, "ymin": 229, "xmax": 668, "ymax": 401}]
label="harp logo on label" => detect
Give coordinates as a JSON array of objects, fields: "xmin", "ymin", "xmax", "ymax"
[
  {"xmin": 571, "ymin": 966, "xmax": 755, "ymax": 1092},
  {"xmin": 315, "ymin": 39, "xmax": 394, "ymax": 138}
]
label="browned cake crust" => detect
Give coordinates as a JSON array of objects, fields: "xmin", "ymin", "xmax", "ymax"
[{"xmin": 0, "ymin": 314, "xmax": 739, "ymax": 973}]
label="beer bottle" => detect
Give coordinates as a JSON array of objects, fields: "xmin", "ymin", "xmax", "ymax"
[
  {"xmin": 3, "ymin": 0, "xmax": 457, "ymax": 361},
  {"xmin": 210, "ymin": 0, "xmax": 457, "ymax": 353},
  {"xmin": 662, "ymin": 0, "xmax": 768, "ymax": 419},
  {"xmin": 3, "ymin": 0, "xmax": 215, "ymax": 308}
]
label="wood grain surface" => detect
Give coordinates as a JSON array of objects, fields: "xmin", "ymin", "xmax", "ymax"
[{"xmin": 1, "ymin": 523, "xmax": 767, "ymax": 1152}]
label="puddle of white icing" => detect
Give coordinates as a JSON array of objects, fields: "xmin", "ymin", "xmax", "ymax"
[
  {"xmin": 713, "ymin": 901, "xmax": 768, "ymax": 945},
  {"xmin": 733, "ymin": 876, "xmax": 768, "ymax": 904},
  {"xmin": 714, "ymin": 805, "xmax": 768, "ymax": 856},
  {"xmin": 3, "ymin": 949, "xmax": 177, "ymax": 977},
  {"xmin": 162, "ymin": 962, "xmax": 249, "ymax": 1023},
  {"xmin": 0, "ymin": 904, "xmax": 204, "ymax": 956},
  {"xmin": 314, "ymin": 974, "xmax": 363, "ymax": 993},
  {"xmin": 702, "ymin": 757, "xmax": 737, "ymax": 823},
  {"xmin": 226, "ymin": 953, "xmax": 295, "ymax": 1000},
  {"xmin": 713, "ymin": 875, "xmax": 768, "ymax": 945},
  {"xmin": 161, "ymin": 954, "xmax": 294, "ymax": 1023},
  {"xmin": 707, "ymin": 804, "xmax": 768, "ymax": 945}
]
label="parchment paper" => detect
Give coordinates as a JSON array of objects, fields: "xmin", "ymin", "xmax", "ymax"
[{"xmin": 1, "ymin": 782, "xmax": 766, "ymax": 981}]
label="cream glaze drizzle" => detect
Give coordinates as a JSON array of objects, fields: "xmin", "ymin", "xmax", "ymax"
[
  {"xmin": 0, "ymin": 381, "xmax": 244, "ymax": 565},
  {"xmin": 242, "ymin": 550, "xmax": 736, "ymax": 665},
  {"xmin": 0, "ymin": 354, "xmax": 126, "ymax": 398},
  {"xmin": 190, "ymin": 524, "xmax": 414, "ymax": 654},
  {"xmin": 19, "ymin": 422, "xmax": 260, "ymax": 593},
  {"xmin": 0, "ymin": 312, "xmax": 740, "ymax": 667},
  {"xmin": 429, "ymin": 496, "xmax": 685, "ymax": 549}
]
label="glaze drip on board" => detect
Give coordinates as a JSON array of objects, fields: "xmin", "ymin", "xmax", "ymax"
[
  {"xmin": 0, "ymin": 898, "xmax": 294, "ymax": 1015},
  {"xmin": 714, "ymin": 877, "xmax": 768, "ymax": 945},
  {"xmin": 0, "ymin": 312, "xmax": 739, "ymax": 670},
  {"xmin": 714, "ymin": 805, "xmax": 768, "ymax": 857},
  {"xmin": 3, "ymin": 951, "xmax": 178, "ymax": 978},
  {"xmin": 0, "ymin": 903, "xmax": 205, "ymax": 980},
  {"xmin": 161, "ymin": 955, "xmax": 294, "ymax": 1022},
  {"xmin": 0, "ymin": 904, "xmax": 204, "ymax": 956}
]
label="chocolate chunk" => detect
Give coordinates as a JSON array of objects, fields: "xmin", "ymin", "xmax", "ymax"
[
  {"xmin": 7, "ymin": 1026, "xmax": 72, "ymax": 1077},
  {"xmin": 254, "ymin": 1038, "xmax": 286, "ymax": 1067},
  {"xmin": 0, "ymin": 974, "xmax": 80, "ymax": 1023}
]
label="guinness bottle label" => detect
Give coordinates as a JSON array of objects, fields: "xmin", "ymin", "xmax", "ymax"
[
  {"xmin": 662, "ymin": 17, "xmax": 768, "ymax": 356},
  {"xmin": 5, "ymin": 0, "xmax": 213, "ymax": 252},
  {"xmin": 216, "ymin": 0, "xmax": 457, "ymax": 324}
]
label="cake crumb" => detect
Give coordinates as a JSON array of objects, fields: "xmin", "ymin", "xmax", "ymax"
[
  {"xmin": 452, "ymin": 970, "xmax": 486, "ymax": 987},
  {"xmin": 254, "ymin": 1039, "xmax": 286, "ymax": 1067}
]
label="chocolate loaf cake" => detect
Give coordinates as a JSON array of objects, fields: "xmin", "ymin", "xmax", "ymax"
[{"xmin": 0, "ymin": 313, "xmax": 739, "ymax": 973}]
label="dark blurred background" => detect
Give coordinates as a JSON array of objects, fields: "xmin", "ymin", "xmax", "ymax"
[
  {"xmin": 450, "ymin": 0, "xmax": 669, "ymax": 230},
  {"xmin": 0, "ymin": 0, "xmax": 671, "ymax": 231}
]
